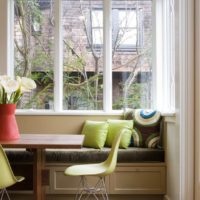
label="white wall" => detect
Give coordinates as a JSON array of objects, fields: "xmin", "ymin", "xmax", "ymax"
[
  {"xmin": 177, "ymin": 0, "xmax": 195, "ymax": 199},
  {"xmin": 0, "ymin": 0, "xmax": 10, "ymax": 75},
  {"xmin": 164, "ymin": 117, "xmax": 179, "ymax": 200}
]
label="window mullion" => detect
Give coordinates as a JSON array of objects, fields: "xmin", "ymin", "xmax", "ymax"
[
  {"xmin": 153, "ymin": 0, "xmax": 164, "ymax": 111},
  {"xmin": 103, "ymin": 0, "xmax": 112, "ymax": 112},
  {"xmin": 54, "ymin": 0, "xmax": 63, "ymax": 112}
]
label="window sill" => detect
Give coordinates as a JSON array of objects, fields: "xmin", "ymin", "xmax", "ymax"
[
  {"xmin": 16, "ymin": 109, "xmax": 176, "ymax": 117},
  {"xmin": 16, "ymin": 109, "xmax": 123, "ymax": 116}
]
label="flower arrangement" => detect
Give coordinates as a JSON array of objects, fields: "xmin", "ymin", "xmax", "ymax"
[{"xmin": 0, "ymin": 75, "xmax": 36, "ymax": 104}]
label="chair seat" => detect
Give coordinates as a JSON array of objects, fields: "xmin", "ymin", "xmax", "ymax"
[{"xmin": 65, "ymin": 163, "xmax": 107, "ymax": 176}]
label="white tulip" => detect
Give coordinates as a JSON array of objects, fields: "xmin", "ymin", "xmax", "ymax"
[
  {"xmin": 0, "ymin": 75, "xmax": 36, "ymax": 104},
  {"xmin": 17, "ymin": 76, "xmax": 36, "ymax": 93},
  {"xmin": 1, "ymin": 79, "xmax": 19, "ymax": 94},
  {"xmin": 0, "ymin": 75, "xmax": 12, "ymax": 83}
]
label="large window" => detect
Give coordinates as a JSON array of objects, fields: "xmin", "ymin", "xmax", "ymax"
[{"xmin": 12, "ymin": 0, "xmax": 170, "ymax": 112}]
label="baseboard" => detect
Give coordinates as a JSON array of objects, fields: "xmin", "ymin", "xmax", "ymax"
[
  {"xmin": 48, "ymin": 195, "xmax": 164, "ymax": 200},
  {"xmin": 10, "ymin": 194, "xmax": 164, "ymax": 200}
]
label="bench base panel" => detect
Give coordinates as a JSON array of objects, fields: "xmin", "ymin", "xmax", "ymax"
[{"xmin": 46, "ymin": 163, "xmax": 166, "ymax": 195}]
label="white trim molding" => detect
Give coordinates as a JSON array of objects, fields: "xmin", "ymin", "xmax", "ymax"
[
  {"xmin": 195, "ymin": 0, "xmax": 200, "ymax": 199},
  {"xmin": 178, "ymin": 0, "xmax": 195, "ymax": 200},
  {"xmin": 153, "ymin": 0, "xmax": 175, "ymax": 113}
]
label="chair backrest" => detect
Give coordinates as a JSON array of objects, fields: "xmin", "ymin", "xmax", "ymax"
[
  {"xmin": 0, "ymin": 145, "xmax": 17, "ymax": 189},
  {"xmin": 101, "ymin": 129, "xmax": 124, "ymax": 176}
]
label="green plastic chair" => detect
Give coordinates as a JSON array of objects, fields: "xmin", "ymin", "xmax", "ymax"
[
  {"xmin": 0, "ymin": 145, "xmax": 25, "ymax": 200},
  {"xmin": 64, "ymin": 130, "xmax": 124, "ymax": 200}
]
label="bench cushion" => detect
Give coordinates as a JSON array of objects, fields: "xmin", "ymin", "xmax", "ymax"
[
  {"xmin": 45, "ymin": 147, "xmax": 164, "ymax": 163},
  {"xmin": 5, "ymin": 147, "xmax": 164, "ymax": 164},
  {"xmin": 5, "ymin": 149, "xmax": 34, "ymax": 163}
]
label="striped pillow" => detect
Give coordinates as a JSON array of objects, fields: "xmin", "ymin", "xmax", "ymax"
[{"xmin": 124, "ymin": 109, "xmax": 162, "ymax": 148}]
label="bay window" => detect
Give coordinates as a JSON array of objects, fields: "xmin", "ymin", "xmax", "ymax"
[{"xmin": 10, "ymin": 0, "xmax": 174, "ymax": 113}]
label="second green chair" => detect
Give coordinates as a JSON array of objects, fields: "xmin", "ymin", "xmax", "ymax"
[{"xmin": 64, "ymin": 130, "xmax": 124, "ymax": 200}]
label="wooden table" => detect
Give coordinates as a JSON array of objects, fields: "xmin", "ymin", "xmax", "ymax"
[{"xmin": 0, "ymin": 134, "xmax": 84, "ymax": 200}]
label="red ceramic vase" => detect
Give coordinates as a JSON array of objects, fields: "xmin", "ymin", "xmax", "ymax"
[{"xmin": 0, "ymin": 104, "xmax": 20, "ymax": 141}]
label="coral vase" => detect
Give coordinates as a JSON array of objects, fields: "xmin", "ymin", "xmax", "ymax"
[{"xmin": 0, "ymin": 104, "xmax": 20, "ymax": 141}]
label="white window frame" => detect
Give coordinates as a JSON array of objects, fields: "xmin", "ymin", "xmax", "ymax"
[
  {"xmin": 54, "ymin": 0, "xmax": 63, "ymax": 112},
  {"xmin": 0, "ymin": 0, "xmax": 175, "ymax": 115},
  {"xmin": 153, "ymin": 0, "xmax": 175, "ymax": 113}
]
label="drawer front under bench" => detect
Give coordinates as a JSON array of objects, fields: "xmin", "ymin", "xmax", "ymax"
[
  {"xmin": 45, "ymin": 163, "xmax": 166, "ymax": 195},
  {"xmin": 109, "ymin": 164, "xmax": 166, "ymax": 195}
]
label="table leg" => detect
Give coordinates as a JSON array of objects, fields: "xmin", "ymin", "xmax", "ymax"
[{"xmin": 33, "ymin": 149, "xmax": 45, "ymax": 200}]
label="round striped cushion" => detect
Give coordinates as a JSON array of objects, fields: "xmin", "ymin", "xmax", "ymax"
[{"xmin": 124, "ymin": 109, "xmax": 162, "ymax": 148}]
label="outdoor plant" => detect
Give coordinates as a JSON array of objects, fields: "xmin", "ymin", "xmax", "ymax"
[{"xmin": 0, "ymin": 75, "xmax": 36, "ymax": 104}]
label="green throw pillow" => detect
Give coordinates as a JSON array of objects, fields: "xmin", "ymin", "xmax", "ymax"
[
  {"xmin": 81, "ymin": 120, "xmax": 108, "ymax": 149},
  {"xmin": 105, "ymin": 119, "xmax": 133, "ymax": 149}
]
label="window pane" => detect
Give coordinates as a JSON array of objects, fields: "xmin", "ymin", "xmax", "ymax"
[
  {"xmin": 92, "ymin": 28, "xmax": 103, "ymax": 45},
  {"xmin": 112, "ymin": 0, "xmax": 153, "ymax": 110},
  {"xmin": 14, "ymin": 0, "xmax": 55, "ymax": 109},
  {"xmin": 92, "ymin": 10, "xmax": 103, "ymax": 27},
  {"xmin": 119, "ymin": 10, "xmax": 137, "ymax": 28},
  {"xmin": 119, "ymin": 29, "xmax": 137, "ymax": 46},
  {"xmin": 62, "ymin": 0, "xmax": 103, "ymax": 110}
]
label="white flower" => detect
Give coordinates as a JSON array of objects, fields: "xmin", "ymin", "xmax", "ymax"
[
  {"xmin": 0, "ymin": 75, "xmax": 12, "ymax": 83},
  {"xmin": 17, "ymin": 76, "xmax": 36, "ymax": 93},
  {"xmin": 0, "ymin": 75, "xmax": 36, "ymax": 104},
  {"xmin": 0, "ymin": 76, "xmax": 19, "ymax": 94}
]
